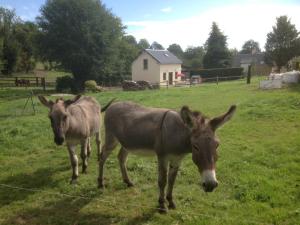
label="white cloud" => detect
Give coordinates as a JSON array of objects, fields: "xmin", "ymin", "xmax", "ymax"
[
  {"xmin": 161, "ymin": 7, "xmax": 172, "ymax": 13},
  {"xmin": 126, "ymin": 3, "xmax": 300, "ymax": 50}
]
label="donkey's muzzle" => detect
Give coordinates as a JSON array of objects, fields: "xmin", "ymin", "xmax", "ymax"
[
  {"xmin": 202, "ymin": 181, "xmax": 218, "ymax": 192},
  {"xmin": 54, "ymin": 137, "xmax": 64, "ymax": 145}
]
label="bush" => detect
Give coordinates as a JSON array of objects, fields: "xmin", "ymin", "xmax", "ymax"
[
  {"xmin": 190, "ymin": 67, "xmax": 244, "ymax": 81},
  {"xmin": 56, "ymin": 76, "xmax": 73, "ymax": 92},
  {"xmin": 84, "ymin": 80, "xmax": 103, "ymax": 92}
]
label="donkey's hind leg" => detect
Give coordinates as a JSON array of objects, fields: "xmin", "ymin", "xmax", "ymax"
[
  {"xmin": 87, "ymin": 137, "xmax": 91, "ymax": 159},
  {"xmin": 80, "ymin": 138, "xmax": 89, "ymax": 174},
  {"xmin": 98, "ymin": 131, "xmax": 117, "ymax": 188},
  {"xmin": 95, "ymin": 132, "xmax": 101, "ymax": 161},
  {"xmin": 118, "ymin": 147, "xmax": 133, "ymax": 187}
]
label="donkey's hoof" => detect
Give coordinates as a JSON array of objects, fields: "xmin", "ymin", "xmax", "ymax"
[
  {"xmin": 98, "ymin": 182, "xmax": 105, "ymax": 189},
  {"xmin": 158, "ymin": 206, "xmax": 168, "ymax": 214},
  {"xmin": 70, "ymin": 179, "xmax": 77, "ymax": 185},
  {"xmin": 168, "ymin": 202, "xmax": 176, "ymax": 209},
  {"xmin": 125, "ymin": 181, "xmax": 134, "ymax": 187}
]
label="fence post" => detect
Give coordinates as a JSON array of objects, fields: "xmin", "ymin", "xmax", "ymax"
[
  {"xmin": 247, "ymin": 65, "xmax": 252, "ymax": 84},
  {"xmin": 36, "ymin": 77, "xmax": 39, "ymax": 87},
  {"xmin": 217, "ymin": 76, "xmax": 219, "ymax": 85},
  {"xmin": 41, "ymin": 78, "xmax": 46, "ymax": 91}
]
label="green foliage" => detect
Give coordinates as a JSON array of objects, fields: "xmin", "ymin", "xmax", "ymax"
[
  {"xmin": 203, "ymin": 22, "xmax": 231, "ymax": 69},
  {"xmin": 55, "ymin": 75, "xmax": 74, "ymax": 92},
  {"xmin": 138, "ymin": 38, "xmax": 150, "ymax": 49},
  {"xmin": 0, "ymin": 7, "xmax": 38, "ymax": 75},
  {"xmin": 190, "ymin": 67, "xmax": 243, "ymax": 80},
  {"xmin": 0, "ymin": 7, "xmax": 20, "ymax": 75},
  {"xmin": 116, "ymin": 35, "xmax": 139, "ymax": 75},
  {"xmin": 14, "ymin": 22, "xmax": 38, "ymax": 73},
  {"xmin": 84, "ymin": 80, "xmax": 102, "ymax": 92},
  {"xmin": 183, "ymin": 46, "xmax": 205, "ymax": 68},
  {"xmin": 37, "ymin": 0, "xmax": 124, "ymax": 91},
  {"xmin": 240, "ymin": 39, "xmax": 261, "ymax": 54},
  {"xmin": 265, "ymin": 16, "xmax": 300, "ymax": 71},
  {"xmin": 167, "ymin": 43, "xmax": 184, "ymax": 59},
  {"xmin": 150, "ymin": 41, "xmax": 164, "ymax": 50},
  {"xmin": 0, "ymin": 79, "xmax": 300, "ymax": 225}
]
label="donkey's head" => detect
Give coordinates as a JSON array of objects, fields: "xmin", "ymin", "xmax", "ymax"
[
  {"xmin": 181, "ymin": 105, "xmax": 236, "ymax": 192},
  {"xmin": 38, "ymin": 95, "xmax": 81, "ymax": 145}
]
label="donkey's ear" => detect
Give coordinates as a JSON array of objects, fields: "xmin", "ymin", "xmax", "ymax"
[
  {"xmin": 38, "ymin": 95, "xmax": 53, "ymax": 108},
  {"xmin": 210, "ymin": 105, "xmax": 236, "ymax": 131},
  {"xmin": 180, "ymin": 106, "xmax": 195, "ymax": 129},
  {"xmin": 64, "ymin": 95, "xmax": 81, "ymax": 107}
]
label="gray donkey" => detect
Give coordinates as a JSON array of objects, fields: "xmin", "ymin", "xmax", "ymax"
[
  {"xmin": 39, "ymin": 95, "xmax": 114, "ymax": 184},
  {"xmin": 98, "ymin": 101, "xmax": 236, "ymax": 212}
]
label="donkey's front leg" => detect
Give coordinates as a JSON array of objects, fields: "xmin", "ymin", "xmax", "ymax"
[
  {"xmin": 157, "ymin": 155, "xmax": 168, "ymax": 213},
  {"xmin": 67, "ymin": 144, "xmax": 78, "ymax": 184},
  {"xmin": 166, "ymin": 156, "xmax": 183, "ymax": 209},
  {"xmin": 80, "ymin": 138, "xmax": 89, "ymax": 174}
]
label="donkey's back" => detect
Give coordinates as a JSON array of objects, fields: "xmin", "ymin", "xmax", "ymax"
[{"xmin": 67, "ymin": 96, "xmax": 101, "ymax": 138}]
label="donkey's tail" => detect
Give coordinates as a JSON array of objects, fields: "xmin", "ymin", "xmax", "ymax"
[{"xmin": 101, "ymin": 98, "xmax": 116, "ymax": 112}]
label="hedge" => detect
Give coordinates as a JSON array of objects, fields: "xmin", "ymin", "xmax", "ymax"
[{"xmin": 189, "ymin": 67, "xmax": 244, "ymax": 80}]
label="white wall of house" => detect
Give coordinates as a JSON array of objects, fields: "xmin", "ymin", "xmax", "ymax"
[
  {"xmin": 132, "ymin": 51, "xmax": 160, "ymax": 83},
  {"xmin": 159, "ymin": 64, "xmax": 181, "ymax": 83}
]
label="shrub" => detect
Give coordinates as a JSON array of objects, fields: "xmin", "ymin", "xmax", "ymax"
[
  {"xmin": 84, "ymin": 80, "xmax": 102, "ymax": 92},
  {"xmin": 56, "ymin": 76, "xmax": 73, "ymax": 92},
  {"xmin": 190, "ymin": 67, "xmax": 244, "ymax": 81}
]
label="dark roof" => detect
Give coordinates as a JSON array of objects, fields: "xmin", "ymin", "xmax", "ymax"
[
  {"xmin": 232, "ymin": 53, "xmax": 266, "ymax": 67},
  {"xmin": 145, "ymin": 49, "xmax": 182, "ymax": 64}
]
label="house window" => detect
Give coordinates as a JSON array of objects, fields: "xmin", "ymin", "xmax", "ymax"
[
  {"xmin": 163, "ymin": 73, "xmax": 166, "ymax": 80},
  {"xmin": 143, "ymin": 59, "xmax": 148, "ymax": 70}
]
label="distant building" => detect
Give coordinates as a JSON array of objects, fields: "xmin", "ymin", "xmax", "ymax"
[
  {"xmin": 232, "ymin": 52, "xmax": 271, "ymax": 75},
  {"xmin": 131, "ymin": 49, "xmax": 182, "ymax": 85}
]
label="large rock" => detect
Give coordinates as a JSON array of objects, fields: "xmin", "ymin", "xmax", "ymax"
[
  {"xmin": 282, "ymin": 71, "xmax": 300, "ymax": 84},
  {"xmin": 260, "ymin": 79, "xmax": 283, "ymax": 89}
]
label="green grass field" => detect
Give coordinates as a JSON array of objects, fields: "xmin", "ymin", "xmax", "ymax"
[{"xmin": 0, "ymin": 79, "xmax": 299, "ymax": 225}]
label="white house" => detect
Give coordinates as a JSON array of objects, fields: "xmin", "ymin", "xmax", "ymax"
[{"xmin": 132, "ymin": 49, "xmax": 182, "ymax": 85}]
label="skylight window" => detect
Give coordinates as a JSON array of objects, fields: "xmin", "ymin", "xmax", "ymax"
[{"xmin": 164, "ymin": 53, "xmax": 169, "ymax": 57}]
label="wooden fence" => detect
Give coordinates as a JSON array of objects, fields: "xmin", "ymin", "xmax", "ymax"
[{"xmin": 0, "ymin": 76, "xmax": 56, "ymax": 90}]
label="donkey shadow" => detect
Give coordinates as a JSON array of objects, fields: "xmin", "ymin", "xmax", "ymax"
[
  {"xmin": 3, "ymin": 195, "xmax": 156, "ymax": 225},
  {"xmin": 0, "ymin": 165, "xmax": 68, "ymax": 206}
]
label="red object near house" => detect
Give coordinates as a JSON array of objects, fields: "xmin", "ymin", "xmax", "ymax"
[{"xmin": 175, "ymin": 73, "xmax": 185, "ymax": 79}]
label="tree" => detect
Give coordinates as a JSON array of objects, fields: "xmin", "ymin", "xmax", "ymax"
[
  {"xmin": 37, "ymin": 0, "xmax": 124, "ymax": 91},
  {"xmin": 203, "ymin": 22, "xmax": 230, "ymax": 69},
  {"xmin": 14, "ymin": 22, "xmax": 38, "ymax": 73},
  {"xmin": 265, "ymin": 16, "xmax": 300, "ymax": 71},
  {"xmin": 183, "ymin": 46, "xmax": 205, "ymax": 68},
  {"xmin": 240, "ymin": 40, "xmax": 261, "ymax": 54},
  {"xmin": 115, "ymin": 35, "xmax": 139, "ymax": 79},
  {"xmin": 0, "ymin": 7, "xmax": 21, "ymax": 74},
  {"xmin": 150, "ymin": 41, "xmax": 164, "ymax": 50},
  {"xmin": 138, "ymin": 38, "xmax": 150, "ymax": 49},
  {"xmin": 167, "ymin": 43, "xmax": 183, "ymax": 59}
]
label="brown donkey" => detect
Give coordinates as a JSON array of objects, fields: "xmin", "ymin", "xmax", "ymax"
[
  {"xmin": 39, "ymin": 95, "xmax": 114, "ymax": 184},
  {"xmin": 98, "ymin": 101, "xmax": 236, "ymax": 212}
]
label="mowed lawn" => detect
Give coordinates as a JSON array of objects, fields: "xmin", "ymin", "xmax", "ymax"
[{"xmin": 0, "ymin": 79, "xmax": 299, "ymax": 225}]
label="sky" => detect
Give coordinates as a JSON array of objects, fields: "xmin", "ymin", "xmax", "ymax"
[{"xmin": 1, "ymin": 0, "xmax": 300, "ymax": 51}]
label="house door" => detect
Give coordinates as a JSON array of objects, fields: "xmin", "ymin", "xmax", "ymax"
[{"xmin": 168, "ymin": 72, "xmax": 173, "ymax": 85}]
